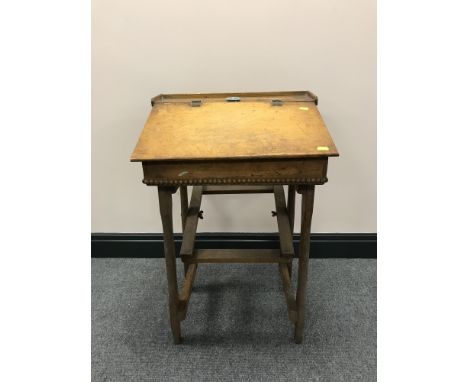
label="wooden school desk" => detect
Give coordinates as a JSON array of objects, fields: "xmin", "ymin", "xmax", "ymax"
[{"xmin": 131, "ymin": 91, "xmax": 338, "ymax": 344}]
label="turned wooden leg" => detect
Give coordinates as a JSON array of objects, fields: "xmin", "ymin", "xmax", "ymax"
[
  {"xmin": 158, "ymin": 186, "xmax": 182, "ymax": 344},
  {"xmin": 287, "ymin": 185, "xmax": 296, "ymax": 277},
  {"xmin": 180, "ymin": 186, "xmax": 189, "ymax": 275},
  {"xmin": 294, "ymin": 185, "xmax": 315, "ymax": 344}
]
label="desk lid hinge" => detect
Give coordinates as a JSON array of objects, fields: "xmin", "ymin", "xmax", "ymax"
[{"xmin": 271, "ymin": 99, "xmax": 283, "ymax": 106}]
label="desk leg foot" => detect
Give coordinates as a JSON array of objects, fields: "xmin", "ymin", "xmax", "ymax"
[
  {"xmin": 158, "ymin": 186, "xmax": 182, "ymax": 344},
  {"xmin": 171, "ymin": 322, "xmax": 182, "ymax": 344},
  {"xmin": 294, "ymin": 324, "xmax": 304, "ymax": 344},
  {"xmin": 294, "ymin": 185, "xmax": 315, "ymax": 344}
]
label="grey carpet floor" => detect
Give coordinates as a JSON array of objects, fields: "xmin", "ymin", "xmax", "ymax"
[{"xmin": 92, "ymin": 258, "xmax": 376, "ymax": 382}]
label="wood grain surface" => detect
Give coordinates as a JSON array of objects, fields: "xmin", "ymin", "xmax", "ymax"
[{"xmin": 131, "ymin": 91, "xmax": 338, "ymax": 162}]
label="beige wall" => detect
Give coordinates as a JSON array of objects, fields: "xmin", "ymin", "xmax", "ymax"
[{"xmin": 92, "ymin": 0, "xmax": 376, "ymax": 233}]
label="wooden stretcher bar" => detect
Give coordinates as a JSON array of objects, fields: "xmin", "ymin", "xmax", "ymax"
[{"xmin": 184, "ymin": 248, "xmax": 289, "ymax": 264}]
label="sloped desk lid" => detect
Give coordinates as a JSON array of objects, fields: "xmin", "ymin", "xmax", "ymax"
[{"xmin": 131, "ymin": 91, "xmax": 338, "ymax": 162}]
